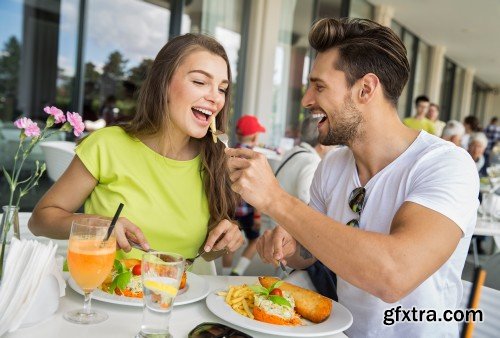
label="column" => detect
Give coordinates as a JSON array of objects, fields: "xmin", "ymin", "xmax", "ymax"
[
  {"xmin": 373, "ymin": 5, "xmax": 394, "ymax": 27},
  {"xmin": 426, "ymin": 45, "xmax": 446, "ymax": 103},
  {"xmin": 459, "ymin": 68, "xmax": 475, "ymax": 121},
  {"xmin": 240, "ymin": 0, "xmax": 282, "ymax": 145}
]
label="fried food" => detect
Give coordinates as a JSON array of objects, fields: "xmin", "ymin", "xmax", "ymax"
[
  {"xmin": 259, "ymin": 276, "xmax": 332, "ymax": 323},
  {"xmin": 210, "ymin": 117, "xmax": 217, "ymax": 143},
  {"xmin": 218, "ymin": 285, "xmax": 255, "ymax": 319}
]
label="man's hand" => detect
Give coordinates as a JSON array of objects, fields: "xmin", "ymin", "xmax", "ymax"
[
  {"xmin": 256, "ymin": 226, "xmax": 297, "ymax": 265},
  {"xmin": 226, "ymin": 147, "xmax": 283, "ymax": 213},
  {"xmin": 115, "ymin": 217, "xmax": 150, "ymax": 252},
  {"xmin": 204, "ymin": 219, "xmax": 244, "ymax": 253}
]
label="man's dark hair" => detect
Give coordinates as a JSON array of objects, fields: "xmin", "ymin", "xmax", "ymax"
[
  {"xmin": 490, "ymin": 117, "xmax": 498, "ymax": 124},
  {"xmin": 415, "ymin": 95, "xmax": 430, "ymax": 106},
  {"xmin": 308, "ymin": 18, "xmax": 410, "ymax": 106}
]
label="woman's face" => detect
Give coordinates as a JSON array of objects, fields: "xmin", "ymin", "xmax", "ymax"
[{"xmin": 167, "ymin": 50, "xmax": 229, "ymax": 139}]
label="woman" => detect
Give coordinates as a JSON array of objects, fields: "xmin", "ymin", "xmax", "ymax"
[{"xmin": 29, "ymin": 34, "xmax": 244, "ymax": 260}]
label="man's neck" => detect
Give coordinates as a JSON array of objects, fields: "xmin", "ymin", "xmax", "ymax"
[{"xmin": 350, "ymin": 111, "xmax": 419, "ymax": 186}]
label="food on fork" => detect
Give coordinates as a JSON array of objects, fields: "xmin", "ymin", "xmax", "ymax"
[
  {"xmin": 100, "ymin": 258, "xmax": 187, "ymax": 298},
  {"xmin": 258, "ymin": 276, "xmax": 332, "ymax": 323},
  {"xmin": 210, "ymin": 117, "xmax": 217, "ymax": 143}
]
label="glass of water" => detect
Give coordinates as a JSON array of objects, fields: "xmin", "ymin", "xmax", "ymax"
[{"xmin": 137, "ymin": 252, "xmax": 185, "ymax": 338}]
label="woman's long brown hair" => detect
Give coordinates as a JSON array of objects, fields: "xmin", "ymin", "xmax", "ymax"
[{"xmin": 123, "ymin": 34, "xmax": 237, "ymax": 230}]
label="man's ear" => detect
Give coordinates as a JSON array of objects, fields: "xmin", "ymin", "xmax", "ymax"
[{"xmin": 357, "ymin": 73, "xmax": 380, "ymax": 104}]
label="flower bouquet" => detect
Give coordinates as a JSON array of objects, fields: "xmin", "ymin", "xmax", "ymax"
[{"xmin": 0, "ymin": 106, "xmax": 84, "ymax": 279}]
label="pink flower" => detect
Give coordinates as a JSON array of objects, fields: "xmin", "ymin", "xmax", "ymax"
[
  {"xmin": 44, "ymin": 106, "xmax": 66, "ymax": 123},
  {"xmin": 14, "ymin": 117, "xmax": 40, "ymax": 137},
  {"xmin": 66, "ymin": 112, "xmax": 85, "ymax": 137}
]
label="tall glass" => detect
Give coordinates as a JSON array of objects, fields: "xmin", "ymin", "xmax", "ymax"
[
  {"xmin": 64, "ymin": 218, "xmax": 116, "ymax": 324},
  {"xmin": 137, "ymin": 252, "xmax": 185, "ymax": 338}
]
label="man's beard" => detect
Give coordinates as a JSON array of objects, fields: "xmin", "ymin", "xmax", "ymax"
[{"xmin": 319, "ymin": 95, "xmax": 363, "ymax": 146}]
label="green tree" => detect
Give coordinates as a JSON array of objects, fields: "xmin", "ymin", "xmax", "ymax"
[
  {"xmin": 102, "ymin": 51, "xmax": 128, "ymax": 80},
  {"xmin": 84, "ymin": 62, "xmax": 101, "ymax": 83},
  {"xmin": 0, "ymin": 36, "xmax": 21, "ymax": 96},
  {"xmin": 128, "ymin": 58, "xmax": 153, "ymax": 88}
]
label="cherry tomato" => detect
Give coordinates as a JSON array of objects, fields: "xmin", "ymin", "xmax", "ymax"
[
  {"xmin": 132, "ymin": 263, "xmax": 142, "ymax": 276},
  {"xmin": 269, "ymin": 288, "xmax": 283, "ymax": 296}
]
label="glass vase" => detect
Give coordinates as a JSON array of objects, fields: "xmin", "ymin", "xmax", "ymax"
[{"xmin": 1, "ymin": 205, "xmax": 20, "ymax": 280}]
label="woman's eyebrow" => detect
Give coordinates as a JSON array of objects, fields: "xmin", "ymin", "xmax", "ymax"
[{"xmin": 188, "ymin": 69, "xmax": 229, "ymax": 84}]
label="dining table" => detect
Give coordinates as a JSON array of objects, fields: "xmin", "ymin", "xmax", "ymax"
[{"xmin": 4, "ymin": 274, "xmax": 348, "ymax": 338}]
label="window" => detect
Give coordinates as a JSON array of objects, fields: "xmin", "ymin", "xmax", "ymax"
[
  {"xmin": 414, "ymin": 40, "xmax": 430, "ymax": 102},
  {"xmin": 440, "ymin": 58, "xmax": 456, "ymax": 122}
]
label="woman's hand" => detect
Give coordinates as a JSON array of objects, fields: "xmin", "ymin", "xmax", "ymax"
[
  {"xmin": 113, "ymin": 217, "xmax": 150, "ymax": 252},
  {"xmin": 204, "ymin": 219, "xmax": 244, "ymax": 253}
]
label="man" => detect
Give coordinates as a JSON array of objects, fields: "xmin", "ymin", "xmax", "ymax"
[
  {"xmin": 483, "ymin": 116, "xmax": 500, "ymax": 166},
  {"xmin": 225, "ymin": 18, "xmax": 478, "ymax": 337},
  {"xmin": 441, "ymin": 120, "xmax": 466, "ymax": 146},
  {"xmin": 426, "ymin": 103, "xmax": 446, "ymax": 137},
  {"xmin": 403, "ymin": 95, "xmax": 436, "ymax": 134}
]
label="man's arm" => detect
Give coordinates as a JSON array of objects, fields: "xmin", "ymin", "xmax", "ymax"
[{"xmin": 270, "ymin": 192, "xmax": 461, "ymax": 303}]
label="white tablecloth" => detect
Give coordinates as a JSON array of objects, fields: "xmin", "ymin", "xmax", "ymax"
[{"xmin": 4, "ymin": 275, "xmax": 347, "ymax": 338}]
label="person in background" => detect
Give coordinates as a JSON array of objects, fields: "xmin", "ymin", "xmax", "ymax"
[
  {"xmin": 461, "ymin": 115, "xmax": 481, "ymax": 149},
  {"xmin": 441, "ymin": 120, "xmax": 465, "ymax": 146},
  {"xmin": 468, "ymin": 132, "xmax": 489, "ymax": 176},
  {"xmin": 227, "ymin": 18, "xmax": 478, "ymax": 337},
  {"xmin": 483, "ymin": 116, "xmax": 500, "ymax": 166},
  {"xmin": 222, "ymin": 115, "xmax": 266, "ymax": 276},
  {"xmin": 275, "ymin": 115, "xmax": 333, "ymax": 204},
  {"xmin": 403, "ymin": 95, "xmax": 435, "ymax": 134},
  {"xmin": 29, "ymin": 34, "xmax": 244, "ymax": 262},
  {"xmin": 426, "ymin": 103, "xmax": 446, "ymax": 137}
]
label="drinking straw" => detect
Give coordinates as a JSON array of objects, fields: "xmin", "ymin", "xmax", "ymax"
[{"xmin": 104, "ymin": 203, "xmax": 124, "ymax": 241}]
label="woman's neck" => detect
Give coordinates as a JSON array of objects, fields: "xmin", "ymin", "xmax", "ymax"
[{"xmin": 140, "ymin": 129, "xmax": 200, "ymax": 161}]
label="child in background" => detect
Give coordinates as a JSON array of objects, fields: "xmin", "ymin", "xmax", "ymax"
[{"xmin": 222, "ymin": 115, "xmax": 266, "ymax": 275}]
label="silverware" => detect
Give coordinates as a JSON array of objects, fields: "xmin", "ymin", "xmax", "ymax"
[
  {"xmin": 185, "ymin": 251, "xmax": 203, "ymax": 268},
  {"xmin": 278, "ymin": 260, "xmax": 289, "ymax": 277},
  {"xmin": 129, "ymin": 239, "xmax": 152, "ymax": 252},
  {"xmin": 213, "ymin": 130, "xmax": 229, "ymax": 147}
]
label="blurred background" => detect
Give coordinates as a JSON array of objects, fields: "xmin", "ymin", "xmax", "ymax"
[{"xmin": 1, "ymin": 0, "xmax": 499, "ymax": 207}]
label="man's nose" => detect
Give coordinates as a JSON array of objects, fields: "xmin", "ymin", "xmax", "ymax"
[{"xmin": 301, "ymin": 86, "xmax": 314, "ymax": 108}]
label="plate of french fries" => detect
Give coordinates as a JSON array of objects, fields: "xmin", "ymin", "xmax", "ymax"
[{"xmin": 206, "ymin": 277, "xmax": 353, "ymax": 337}]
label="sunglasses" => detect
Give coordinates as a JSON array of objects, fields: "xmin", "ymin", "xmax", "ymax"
[
  {"xmin": 188, "ymin": 322, "xmax": 253, "ymax": 338},
  {"xmin": 346, "ymin": 187, "xmax": 366, "ymax": 228}
]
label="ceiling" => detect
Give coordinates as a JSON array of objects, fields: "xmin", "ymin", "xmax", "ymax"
[{"xmin": 368, "ymin": 0, "xmax": 500, "ymax": 87}]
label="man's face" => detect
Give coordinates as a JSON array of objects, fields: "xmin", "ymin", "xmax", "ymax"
[
  {"xmin": 427, "ymin": 106, "xmax": 439, "ymax": 121},
  {"xmin": 416, "ymin": 101, "xmax": 430, "ymax": 116},
  {"xmin": 301, "ymin": 49, "xmax": 363, "ymax": 146}
]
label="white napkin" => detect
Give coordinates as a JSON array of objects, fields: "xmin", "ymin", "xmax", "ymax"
[{"xmin": 0, "ymin": 239, "xmax": 65, "ymax": 335}]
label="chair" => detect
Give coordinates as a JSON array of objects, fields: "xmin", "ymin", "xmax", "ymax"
[
  {"xmin": 39, "ymin": 141, "xmax": 76, "ymax": 182},
  {"xmin": 190, "ymin": 258, "xmax": 217, "ymax": 276},
  {"xmin": 483, "ymin": 252, "xmax": 500, "ymax": 290},
  {"xmin": 461, "ymin": 280, "xmax": 500, "ymax": 337}
]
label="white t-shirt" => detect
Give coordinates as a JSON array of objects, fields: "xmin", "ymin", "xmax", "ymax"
[{"xmin": 309, "ymin": 131, "xmax": 479, "ymax": 338}]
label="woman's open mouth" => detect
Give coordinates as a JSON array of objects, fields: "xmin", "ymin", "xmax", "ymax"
[{"xmin": 192, "ymin": 107, "xmax": 213, "ymax": 122}]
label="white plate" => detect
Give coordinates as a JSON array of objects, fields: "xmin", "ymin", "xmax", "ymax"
[
  {"xmin": 67, "ymin": 271, "xmax": 209, "ymax": 307},
  {"xmin": 206, "ymin": 289, "xmax": 353, "ymax": 337}
]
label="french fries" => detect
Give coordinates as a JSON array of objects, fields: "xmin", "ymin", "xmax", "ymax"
[
  {"xmin": 217, "ymin": 284, "xmax": 255, "ymax": 319},
  {"xmin": 210, "ymin": 117, "xmax": 217, "ymax": 143}
]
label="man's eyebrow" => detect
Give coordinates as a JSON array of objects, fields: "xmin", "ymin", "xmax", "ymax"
[
  {"xmin": 309, "ymin": 76, "xmax": 325, "ymax": 84},
  {"xmin": 188, "ymin": 69, "xmax": 229, "ymax": 84}
]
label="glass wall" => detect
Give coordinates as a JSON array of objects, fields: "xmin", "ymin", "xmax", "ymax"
[
  {"xmin": 439, "ymin": 58, "xmax": 456, "ymax": 122},
  {"xmin": 449, "ymin": 66, "xmax": 464, "ymax": 120},
  {"xmin": 413, "ymin": 40, "xmax": 430, "ymax": 101},
  {"xmin": 183, "ymin": 0, "xmax": 246, "ymax": 123},
  {"xmin": 82, "ymin": 0, "xmax": 171, "ymax": 124}
]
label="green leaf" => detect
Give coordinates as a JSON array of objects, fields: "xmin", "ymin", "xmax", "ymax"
[
  {"xmin": 268, "ymin": 295, "xmax": 292, "ymax": 308},
  {"xmin": 115, "ymin": 271, "xmax": 132, "ymax": 290},
  {"xmin": 109, "ymin": 279, "xmax": 117, "ymax": 294},
  {"xmin": 270, "ymin": 280, "xmax": 284, "ymax": 291},
  {"xmin": 249, "ymin": 285, "xmax": 269, "ymax": 295},
  {"xmin": 62, "ymin": 259, "xmax": 69, "ymax": 271},
  {"xmin": 114, "ymin": 259, "xmax": 125, "ymax": 273},
  {"xmin": 1, "ymin": 167, "xmax": 13, "ymax": 185}
]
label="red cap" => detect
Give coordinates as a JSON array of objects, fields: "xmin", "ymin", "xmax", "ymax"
[{"xmin": 236, "ymin": 115, "xmax": 266, "ymax": 136}]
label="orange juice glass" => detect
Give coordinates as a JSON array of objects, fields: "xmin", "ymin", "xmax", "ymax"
[{"xmin": 64, "ymin": 218, "xmax": 116, "ymax": 324}]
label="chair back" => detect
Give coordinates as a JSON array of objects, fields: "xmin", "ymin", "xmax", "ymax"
[
  {"xmin": 461, "ymin": 279, "xmax": 500, "ymax": 337},
  {"xmin": 189, "ymin": 259, "xmax": 217, "ymax": 276},
  {"xmin": 40, "ymin": 141, "xmax": 76, "ymax": 182}
]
